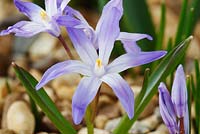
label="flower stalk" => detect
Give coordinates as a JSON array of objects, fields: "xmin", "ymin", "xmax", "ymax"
[
  {"xmin": 58, "ymin": 35, "xmax": 74, "ymax": 59},
  {"xmin": 180, "ymin": 117, "xmax": 185, "ymax": 134}
]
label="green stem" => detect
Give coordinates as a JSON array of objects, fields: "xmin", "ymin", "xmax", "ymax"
[
  {"xmin": 85, "ymin": 105, "xmax": 94, "ymax": 134},
  {"xmin": 85, "ymin": 89, "xmax": 101, "ymax": 134}
]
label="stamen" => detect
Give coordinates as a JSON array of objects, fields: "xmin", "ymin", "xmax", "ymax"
[
  {"xmin": 40, "ymin": 10, "xmax": 48, "ymax": 20},
  {"xmin": 96, "ymin": 59, "xmax": 102, "ymax": 68}
]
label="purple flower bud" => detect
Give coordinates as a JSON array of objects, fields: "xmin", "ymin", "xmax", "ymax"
[
  {"xmin": 171, "ymin": 65, "xmax": 188, "ymax": 118},
  {"xmin": 159, "ymin": 83, "xmax": 178, "ymax": 134}
]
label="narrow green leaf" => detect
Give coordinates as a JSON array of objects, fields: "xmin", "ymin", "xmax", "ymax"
[
  {"xmin": 135, "ymin": 68, "xmax": 150, "ymax": 107},
  {"xmin": 113, "ymin": 36, "xmax": 193, "ymax": 134},
  {"xmin": 185, "ymin": 0, "xmax": 200, "ymax": 36},
  {"xmin": 121, "ymin": 0, "xmax": 156, "ymax": 51},
  {"xmin": 195, "ymin": 59, "xmax": 200, "ymax": 83},
  {"xmin": 13, "ymin": 63, "xmax": 76, "ymax": 134},
  {"xmin": 175, "ymin": 0, "xmax": 188, "ymax": 45},
  {"xmin": 29, "ymin": 96, "xmax": 41, "ymax": 132},
  {"xmin": 167, "ymin": 37, "xmax": 173, "ymax": 51},
  {"xmin": 156, "ymin": 0, "xmax": 166, "ymax": 50}
]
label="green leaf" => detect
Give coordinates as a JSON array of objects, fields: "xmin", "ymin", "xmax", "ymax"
[
  {"xmin": 121, "ymin": 0, "xmax": 156, "ymax": 51},
  {"xmin": 175, "ymin": 0, "xmax": 188, "ymax": 45},
  {"xmin": 185, "ymin": 0, "xmax": 200, "ymax": 37},
  {"xmin": 13, "ymin": 63, "xmax": 76, "ymax": 134},
  {"xmin": 156, "ymin": 0, "xmax": 166, "ymax": 50},
  {"xmin": 113, "ymin": 36, "xmax": 193, "ymax": 134},
  {"xmin": 135, "ymin": 68, "xmax": 150, "ymax": 107}
]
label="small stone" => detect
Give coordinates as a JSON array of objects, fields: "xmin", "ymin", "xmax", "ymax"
[
  {"xmin": 139, "ymin": 95, "xmax": 158, "ymax": 119},
  {"xmin": 78, "ymin": 128, "xmax": 110, "ymax": 134},
  {"xmin": 98, "ymin": 95, "xmax": 115, "ymax": 108},
  {"xmin": 29, "ymin": 34, "xmax": 57, "ymax": 62},
  {"xmin": 0, "ymin": 129, "xmax": 16, "ymax": 134},
  {"xmin": 94, "ymin": 115, "xmax": 108, "ymax": 129},
  {"xmin": 104, "ymin": 118, "xmax": 121, "ymax": 131},
  {"xmin": 148, "ymin": 124, "xmax": 168, "ymax": 134},
  {"xmin": 1, "ymin": 93, "xmax": 22, "ymax": 128},
  {"xmin": 51, "ymin": 73, "xmax": 81, "ymax": 88},
  {"xmin": 29, "ymin": 69, "xmax": 42, "ymax": 81},
  {"xmin": 7, "ymin": 101, "xmax": 35, "ymax": 134},
  {"xmin": 98, "ymin": 103, "xmax": 121, "ymax": 119},
  {"xmin": 54, "ymin": 85, "xmax": 76, "ymax": 101}
]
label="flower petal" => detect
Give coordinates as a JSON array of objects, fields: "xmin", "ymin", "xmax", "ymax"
[
  {"xmin": 101, "ymin": 73, "xmax": 134, "ymax": 119},
  {"xmin": 117, "ymin": 32, "xmax": 153, "ymax": 53},
  {"xmin": 14, "ymin": 0, "xmax": 44, "ymax": 23},
  {"xmin": 64, "ymin": 6, "xmax": 96, "ymax": 47},
  {"xmin": 96, "ymin": 0, "xmax": 123, "ymax": 65},
  {"xmin": 45, "ymin": 0, "xmax": 58, "ymax": 17},
  {"xmin": 0, "ymin": 21, "xmax": 46, "ymax": 37},
  {"xmin": 56, "ymin": 15, "xmax": 82, "ymax": 28},
  {"xmin": 107, "ymin": 51, "xmax": 167, "ymax": 73},
  {"xmin": 72, "ymin": 77, "xmax": 102, "ymax": 124},
  {"xmin": 60, "ymin": 0, "xmax": 70, "ymax": 12},
  {"xmin": 67, "ymin": 27, "xmax": 98, "ymax": 65},
  {"xmin": 36, "ymin": 60, "xmax": 91, "ymax": 90},
  {"xmin": 117, "ymin": 32, "xmax": 153, "ymax": 42},
  {"xmin": 171, "ymin": 65, "xmax": 188, "ymax": 118},
  {"xmin": 158, "ymin": 83, "xmax": 178, "ymax": 134},
  {"xmin": 184, "ymin": 104, "xmax": 189, "ymax": 134}
]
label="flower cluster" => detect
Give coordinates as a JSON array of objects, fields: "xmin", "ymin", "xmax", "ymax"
[
  {"xmin": 1, "ymin": 0, "xmax": 167, "ymax": 125},
  {"xmin": 158, "ymin": 65, "xmax": 189, "ymax": 134}
]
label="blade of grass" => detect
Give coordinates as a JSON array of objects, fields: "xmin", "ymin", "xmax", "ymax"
[
  {"xmin": 121, "ymin": 0, "xmax": 156, "ymax": 51},
  {"xmin": 135, "ymin": 68, "xmax": 150, "ymax": 107},
  {"xmin": 113, "ymin": 36, "xmax": 193, "ymax": 134},
  {"xmin": 13, "ymin": 63, "xmax": 76, "ymax": 134},
  {"xmin": 185, "ymin": 0, "xmax": 200, "ymax": 37},
  {"xmin": 175, "ymin": 0, "xmax": 188, "ymax": 45},
  {"xmin": 156, "ymin": 0, "xmax": 166, "ymax": 50}
]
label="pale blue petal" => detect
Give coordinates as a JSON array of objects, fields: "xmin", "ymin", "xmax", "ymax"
[
  {"xmin": 171, "ymin": 65, "xmax": 188, "ymax": 118},
  {"xmin": 117, "ymin": 32, "xmax": 153, "ymax": 42},
  {"xmin": 60, "ymin": 0, "xmax": 70, "ymax": 12},
  {"xmin": 67, "ymin": 27, "xmax": 98, "ymax": 65},
  {"xmin": 158, "ymin": 83, "xmax": 178, "ymax": 134},
  {"xmin": 184, "ymin": 104, "xmax": 189, "ymax": 134},
  {"xmin": 101, "ymin": 73, "xmax": 134, "ymax": 119},
  {"xmin": 14, "ymin": 0, "xmax": 44, "ymax": 23},
  {"xmin": 96, "ymin": 0, "xmax": 123, "ymax": 65},
  {"xmin": 0, "ymin": 21, "xmax": 46, "ymax": 37},
  {"xmin": 45, "ymin": 0, "xmax": 58, "ymax": 17},
  {"xmin": 64, "ymin": 6, "xmax": 96, "ymax": 47},
  {"xmin": 72, "ymin": 77, "xmax": 102, "ymax": 124},
  {"xmin": 117, "ymin": 32, "xmax": 152, "ymax": 53},
  {"xmin": 35, "ymin": 60, "xmax": 91, "ymax": 90},
  {"xmin": 159, "ymin": 83, "xmax": 177, "ymax": 121},
  {"xmin": 107, "ymin": 51, "xmax": 167, "ymax": 73},
  {"xmin": 45, "ymin": 20, "xmax": 61, "ymax": 37},
  {"xmin": 56, "ymin": 15, "xmax": 81, "ymax": 28}
]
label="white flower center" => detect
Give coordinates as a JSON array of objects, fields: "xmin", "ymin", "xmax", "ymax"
[
  {"xmin": 94, "ymin": 58, "xmax": 105, "ymax": 77},
  {"xmin": 40, "ymin": 10, "xmax": 50, "ymax": 22}
]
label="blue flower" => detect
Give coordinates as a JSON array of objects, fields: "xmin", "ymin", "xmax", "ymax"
[
  {"xmin": 36, "ymin": 0, "xmax": 167, "ymax": 125},
  {"xmin": 0, "ymin": 0, "xmax": 79, "ymax": 37}
]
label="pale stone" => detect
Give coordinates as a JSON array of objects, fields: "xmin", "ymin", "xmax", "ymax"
[
  {"xmin": 78, "ymin": 128, "xmax": 110, "ymax": 134},
  {"xmin": 94, "ymin": 115, "xmax": 108, "ymax": 129},
  {"xmin": 29, "ymin": 34, "xmax": 57, "ymax": 61},
  {"xmin": 54, "ymin": 85, "xmax": 76, "ymax": 101},
  {"xmin": 7, "ymin": 101, "xmax": 35, "ymax": 134}
]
